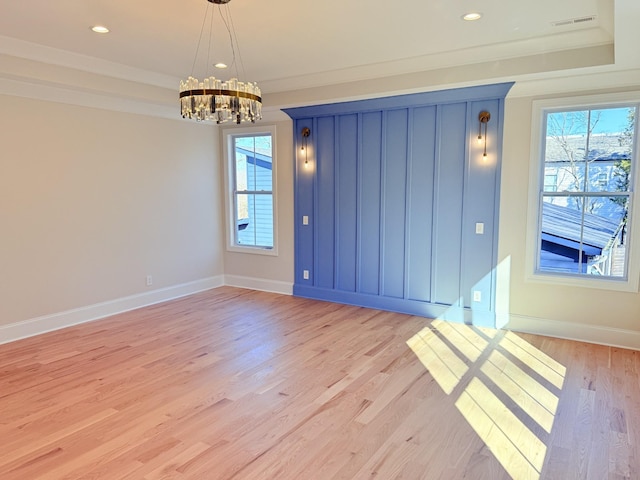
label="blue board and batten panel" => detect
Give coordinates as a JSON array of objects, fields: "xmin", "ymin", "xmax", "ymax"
[
  {"xmin": 359, "ymin": 112, "xmax": 383, "ymax": 296},
  {"xmin": 284, "ymin": 83, "xmax": 513, "ymax": 327}
]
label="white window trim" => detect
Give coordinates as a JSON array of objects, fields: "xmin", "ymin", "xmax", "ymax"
[
  {"xmin": 525, "ymin": 92, "xmax": 640, "ymax": 292},
  {"xmin": 222, "ymin": 124, "xmax": 278, "ymax": 256}
]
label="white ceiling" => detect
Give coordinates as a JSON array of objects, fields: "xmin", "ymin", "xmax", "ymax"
[
  {"xmin": 0, "ymin": 0, "xmax": 638, "ymax": 117},
  {"xmin": 0, "ymin": 0, "xmax": 617, "ymax": 87}
]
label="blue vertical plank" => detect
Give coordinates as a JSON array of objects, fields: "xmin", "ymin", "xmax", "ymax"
[
  {"xmin": 461, "ymin": 100, "xmax": 501, "ymax": 312},
  {"xmin": 295, "ymin": 118, "xmax": 315, "ymax": 285},
  {"xmin": 381, "ymin": 108, "xmax": 408, "ymax": 299},
  {"xmin": 336, "ymin": 114, "xmax": 358, "ymax": 292},
  {"xmin": 316, "ymin": 116, "xmax": 335, "ymax": 289},
  {"xmin": 432, "ymin": 103, "xmax": 467, "ymax": 306},
  {"xmin": 407, "ymin": 106, "xmax": 437, "ymax": 302},
  {"xmin": 359, "ymin": 111, "xmax": 382, "ymax": 295}
]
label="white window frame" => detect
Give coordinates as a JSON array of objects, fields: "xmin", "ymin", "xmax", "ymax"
[
  {"xmin": 222, "ymin": 124, "xmax": 278, "ymax": 256},
  {"xmin": 525, "ymin": 92, "xmax": 640, "ymax": 292}
]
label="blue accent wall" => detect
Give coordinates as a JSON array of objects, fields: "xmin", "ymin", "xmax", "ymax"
[{"xmin": 284, "ymin": 83, "xmax": 513, "ymax": 327}]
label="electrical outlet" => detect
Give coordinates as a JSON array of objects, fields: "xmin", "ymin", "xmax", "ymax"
[
  {"xmin": 303, "ymin": 215, "xmax": 309, "ymax": 225},
  {"xmin": 146, "ymin": 275, "xmax": 153, "ymax": 286},
  {"xmin": 475, "ymin": 222, "xmax": 484, "ymax": 234},
  {"xmin": 303, "ymin": 270, "xmax": 309, "ymax": 280},
  {"xmin": 473, "ymin": 290, "xmax": 481, "ymax": 302}
]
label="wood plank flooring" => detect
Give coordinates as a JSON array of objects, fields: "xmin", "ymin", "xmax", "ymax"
[{"xmin": 0, "ymin": 286, "xmax": 638, "ymax": 479}]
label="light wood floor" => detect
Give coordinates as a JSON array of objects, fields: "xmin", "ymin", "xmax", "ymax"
[{"xmin": 1, "ymin": 287, "xmax": 638, "ymax": 479}]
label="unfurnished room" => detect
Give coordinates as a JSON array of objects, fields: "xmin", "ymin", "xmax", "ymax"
[{"xmin": 1, "ymin": 0, "xmax": 640, "ymax": 478}]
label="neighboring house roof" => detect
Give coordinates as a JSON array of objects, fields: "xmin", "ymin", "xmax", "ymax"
[
  {"xmin": 541, "ymin": 202, "xmax": 620, "ymax": 254},
  {"xmin": 236, "ymin": 147, "xmax": 272, "ymax": 170},
  {"xmin": 545, "ymin": 133, "xmax": 629, "ymax": 163}
]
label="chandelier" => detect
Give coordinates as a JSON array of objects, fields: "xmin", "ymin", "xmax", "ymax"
[{"xmin": 180, "ymin": 0, "xmax": 262, "ymax": 124}]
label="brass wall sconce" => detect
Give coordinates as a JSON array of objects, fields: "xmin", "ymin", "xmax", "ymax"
[
  {"xmin": 478, "ymin": 111, "xmax": 490, "ymax": 161},
  {"xmin": 301, "ymin": 127, "xmax": 311, "ymax": 168}
]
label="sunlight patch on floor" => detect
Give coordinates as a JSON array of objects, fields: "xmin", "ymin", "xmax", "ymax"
[
  {"xmin": 481, "ymin": 351, "xmax": 557, "ymax": 433},
  {"xmin": 407, "ymin": 321, "xmax": 566, "ymax": 479},
  {"xmin": 456, "ymin": 378, "xmax": 546, "ymax": 480},
  {"xmin": 500, "ymin": 333, "xmax": 565, "ymax": 389},
  {"xmin": 406, "ymin": 327, "xmax": 468, "ymax": 395},
  {"xmin": 432, "ymin": 320, "xmax": 487, "ymax": 362}
]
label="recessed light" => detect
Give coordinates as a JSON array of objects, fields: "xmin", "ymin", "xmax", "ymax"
[
  {"xmin": 214, "ymin": 63, "xmax": 228, "ymax": 69},
  {"xmin": 462, "ymin": 12, "xmax": 483, "ymax": 21},
  {"xmin": 91, "ymin": 25, "xmax": 110, "ymax": 34}
]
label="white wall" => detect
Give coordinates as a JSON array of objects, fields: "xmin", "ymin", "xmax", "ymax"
[
  {"xmin": 499, "ymin": 92, "xmax": 640, "ymax": 348},
  {"xmin": 0, "ymin": 95, "xmax": 223, "ymax": 329}
]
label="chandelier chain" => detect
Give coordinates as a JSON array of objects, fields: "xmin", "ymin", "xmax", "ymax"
[
  {"xmin": 227, "ymin": 6, "xmax": 247, "ymax": 82},
  {"xmin": 190, "ymin": 2, "xmax": 211, "ymax": 77}
]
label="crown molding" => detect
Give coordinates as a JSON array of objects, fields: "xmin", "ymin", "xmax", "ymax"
[{"xmin": 0, "ymin": 35, "xmax": 179, "ymax": 89}]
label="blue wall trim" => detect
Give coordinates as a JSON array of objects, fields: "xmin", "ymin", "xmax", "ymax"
[
  {"xmin": 293, "ymin": 284, "xmax": 496, "ymax": 326},
  {"xmin": 286, "ymin": 83, "xmax": 513, "ymax": 328},
  {"xmin": 283, "ymin": 83, "xmax": 514, "ymax": 119}
]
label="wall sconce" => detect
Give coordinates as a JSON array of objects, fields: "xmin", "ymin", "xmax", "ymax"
[
  {"xmin": 478, "ymin": 111, "xmax": 490, "ymax": 161},
  {"xmin": 301, "ymin": 127, "xmax": 311, "ymax": 169}
]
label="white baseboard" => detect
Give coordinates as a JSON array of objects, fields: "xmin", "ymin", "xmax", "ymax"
[
  {"xmin": 224, "ymin": 274, "xmax": 293, "ymax": 295},
  {"xmin": 505, "ymin": 314, "xmax": 640, "ymax": 351},
  {"xmin": 0, "ymin": 276, "xmax": 224, "ymax": 346},
  {"xmin": 5, "ymin": 278, "xmax": 635, "ymax": 352}
]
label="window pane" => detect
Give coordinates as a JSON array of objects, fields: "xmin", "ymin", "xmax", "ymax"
[
  {"xmin": 539, "ymin": 195, "xmax": 628, "ymax": 277},
  {"xmin": 235, "ymin": 193, "xmax": 274, "ymax": 248},
  {"xmin": 587, "ymin": 107, "xmax": 634, "ymax": 193},
  {"xmin": 234, "ymin": 135, "xmax": 272, "ymax": 192},
  {"xmin": 545, "ymin": 111, "xmax": 588, "ymax": 193},
  {"xmin": 544, "ymin": 107, "xmax": 635, "ymax": 194},
  {"xmin": 539, "ymin": 196, "xmax": 587, "ymax": 274},
  {"xmin": 235, "ymin": 150, "xmax": 250, "ymax": 191},
  {"xmin": 584, "ymin": 196, "xmax": 628, "ymax": 277}
]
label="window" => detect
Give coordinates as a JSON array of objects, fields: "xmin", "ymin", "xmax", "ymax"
[
  {"xmin": 543, "ymin": 173, "xmax": 558, "ymax": 192},
  {"xmin": 223, "ymin": 126, "xmax": 277, "ymax": 255},
  {"xmin": 526, "ymin": 94, "xmax": 640, "ymax": 291},
  {"xmin": 597, "ymin": 172, "xmax": 609, "ymax": 187}
]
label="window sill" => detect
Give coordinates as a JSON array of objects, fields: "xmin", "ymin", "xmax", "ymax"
[{"xmin": 525, "ymin": 270, "xmax": 639, "ymax": 293}]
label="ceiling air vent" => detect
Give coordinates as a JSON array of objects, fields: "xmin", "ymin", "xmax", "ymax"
[{"xmin": 551, "ymin": 16, "xmax": 597, "ymax": 27}]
